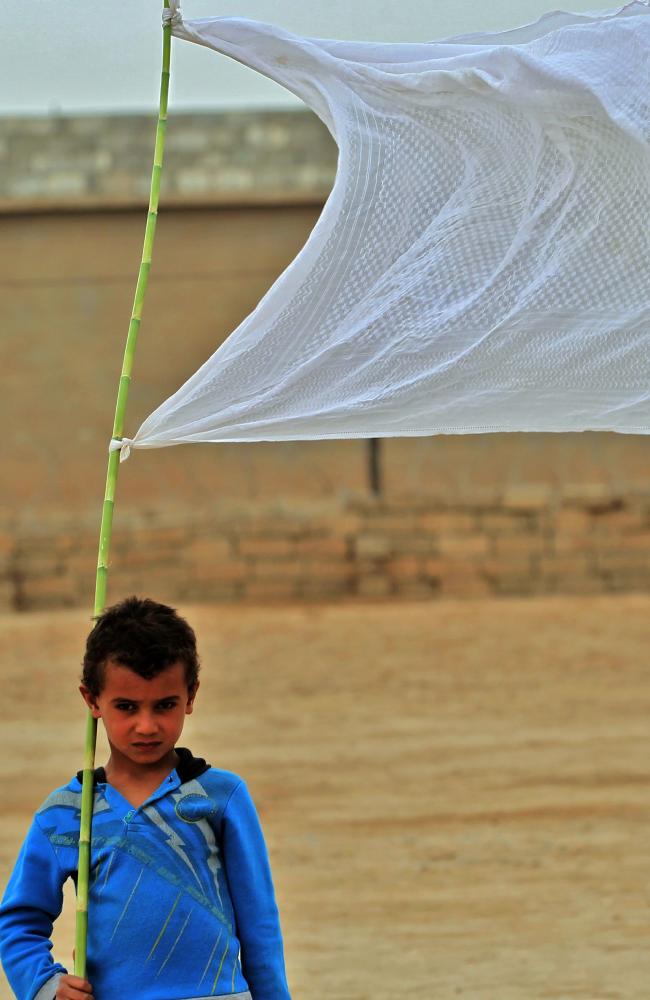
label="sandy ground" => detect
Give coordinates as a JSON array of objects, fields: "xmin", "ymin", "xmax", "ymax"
[{"xmin": 0, "ymin": 595, "xmax": 649, "ymax": 1000}]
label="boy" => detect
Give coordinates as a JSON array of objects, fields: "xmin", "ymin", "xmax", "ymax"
[{"xmin": 0, "ymin": 597, "xmax": 292, "ymax": 1000}]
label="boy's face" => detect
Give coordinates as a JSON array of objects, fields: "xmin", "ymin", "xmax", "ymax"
[{"xmin": 80, "ymin": 660, "xmax": 198, "ymax": 769}]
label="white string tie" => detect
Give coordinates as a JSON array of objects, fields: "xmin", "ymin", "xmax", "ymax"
[
  {"xmin": 108, "ymin": 438, "xmax": 133, "ymax": 462},
  {"xmin": 162, "ymin": 2, "xmax": 182, "ymax": 27}
]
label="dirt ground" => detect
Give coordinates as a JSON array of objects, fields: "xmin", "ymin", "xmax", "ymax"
[{"xmin": 1, "ymin": 594, "xmax": 649, "ymax": 1000}]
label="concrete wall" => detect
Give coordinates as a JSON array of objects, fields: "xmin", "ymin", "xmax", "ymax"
[
  {"xmin": 1, "ymin": 112, "xmax": 648, "ymax": 609},
  {"xmin": 0, "ymin": 110, "xmax": 336, "ymax": 209}
]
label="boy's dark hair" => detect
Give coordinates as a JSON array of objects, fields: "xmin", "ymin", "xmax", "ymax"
[{"xmin": 82, "ymin": 596, "xmax": 200, "ymax": 697}]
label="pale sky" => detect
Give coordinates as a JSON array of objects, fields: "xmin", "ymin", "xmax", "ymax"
[{"xmin": 5, "ymin": 1, "xmax": 607, "ymax": 115}]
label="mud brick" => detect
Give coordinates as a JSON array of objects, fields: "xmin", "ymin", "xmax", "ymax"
[
  {"xmin": 597, "ymin": 532, "xmax": 650, "ymax": 552},
  {"xmin": 461, "ymin": 487, "xmax": 503, "ymax": 508},
  {"xmin": 183, "ymin": 536, "xmax": 232, "ymax": 562},
  {"xmin": 596, "ymin": 551, "xmax": 650, "ymax": 572},
  {"xmin": 285, "ymin": 520, "xmax": 332, "ymax": 539},
  {"xmin": 243, "ymin": 579, "xmax": 298, "ymax": 601},
  {"xmin": 422, "ymin": 558, "xmax": 448, "ymax": 582},
  {"xmin": 384, "ymin": 495, "xmax": 442, "ymax": 512},
  {"xmin": 481, "ymin": 554, "xmax": 534, "ymax": 576},
  {"xmin": 140, "ymin": 526, "xmax": 190, "ymax": 547},
  {"xmin": 300, "ymin": 560, "xmax": 353, "ymax": 582},
  {"xmin": 492, "ymin": 573, "xmax": 541, "ymax": 596},
  {"xmin": 419, "ymin": 512, "xmax": 476, "ymax": 535},
  {"xmin": 539, "ymin": 555, "xmax": 592, "ymax": 577},
  {"xmin": 493, "ymin": 535, "xmax": 547, "ymax": 556},
  {"xmin": 293, "ymin": 537, "xmax": 348, "ymax": 557},
  {"xmin": 356, "ymin": 574, "xmax": 393, "ymax": 598},
  {"xmin": 440, "ymin": 566, "xmax": 491, "ymax": 598},
  {"xmin": 0, "ymin": 579, "xmax": 15, "ymax": 612},
  {"xmin": 183, "ymin": 581, "xmax": 240, "ymax": 602},
  {"xmin": 22, "ymin": 575, "xmax": 76, "ymax": 610},
  {"xmin": 355, "ymin": 535, "xmax": 392, "ymax": 559},
  {"xmin": 17, "ymin": 555, "xmax": 65, "ymax": 580},
  {"xmin": 586, "ymin": 498, "xmax": 627, "ymax": 516},
  {"xmin": 545, "ymin": 574, "xmax": 604, "ymax": 595},
  {"xmin": 502, "ymin": 485, "xmax": 553, "ymax": 511},
  {"xmin": 423, "ymin": 555, "xmax": 491, "ymax": 594},
  {"xmin": 237, "ymin": 537, "xmax": 295, "ymax": 558},
  {"xmin": 13, "ymin": 531, "xmax": 52, "ymax": 551},
  {"xmin": 480, "ymin": 512, "xmax": 532, "ymax": 535},
  {"xmin": 13, "ymin": 534, "xmax": 55, "ymax": 553},
  {"xmin": 251, "ymin": 560, "xmax": 303, "ymax": 580},
  {"xmin": 326, "ymin": 514, "xmax": 363, "ymax": 536},
  {"xmin": 109, "ymin": 566, "xmax": 188, "ymax": 597},
  {"xmin": 606, "ymin": 569, "xmax": 650, "ymax": 592},
  {"xmin": 115, "ymin": 548, "xmax": 171, "ymax": 570},
  {"xmin": 553, "ymin": 509, "xmax": 593, "ymax": 534},
  {"xmin": 64, "ymin": 552, "xmax": 97, "ymax": 575},
  {"xmin": 234, "ymin": 517, "xmax": 297, "ymax": 539},
  {"xmin": 345, "ymin": 494, "xmax": 388, "ymax": 515},
  {"xmin": 538, "ymin": 556, "xmax": 597, "ymax": 594},
  {"xmin": 163, "ymin": 526, "xmax": 197, "ymax": 546},
  {"xmin": 552, "ymin": 533, "xmax": 595, "ymax": 555},
  {"xmin": 49, "ymin": 533, "xmax": 86, "ymax": 555},
  {"xmin": 193, "ymin": 560, "xmax": 247, "ymax": 583},
  {"xmin": 66, "ymin": 573, "xmax": 95, "ymax": 602},
  {"xmin": 592, "ymin": 510, "xmax": 645, "ymax": 533},
  {"xmin": 393, "ymin": 536, "xmax": 440, "ymax": 555},
  {"xmin": 562, "ymin": 483, "xmax": 613, "ymax": 505},
  {"xmin": 395, "ymin": 580, "xmax": 438, "ymax": 599},
  {"xmin": 481, "ymin": 557, "xmax": 537, "ymax": 595},
  {"xmin": 438, "ymin": 535, "xmax": 490, "ymax": 557},
  {"xmin": 297, "ymin": 578, "xmax": 349, "ymax": 598},
  {"xmin": 387, "ymin": 555, "xmax": 421, "ymax": 581},
  {"xmin": 102, "ymin": 571, "xmax": 145, "ymax": 597},
  {"xmin": 361, "ymin": 514, "xmax": 420, "ymax": 534}
]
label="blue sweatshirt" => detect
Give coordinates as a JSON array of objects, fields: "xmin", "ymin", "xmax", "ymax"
[{"xmin": 0, "ymin": 749, "xmax": 291, "ymax": 1000}]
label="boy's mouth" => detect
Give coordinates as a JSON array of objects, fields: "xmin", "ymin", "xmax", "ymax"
[{"xmin": 132, "ymin": 741, "xmax": 162, "ymax": 749}]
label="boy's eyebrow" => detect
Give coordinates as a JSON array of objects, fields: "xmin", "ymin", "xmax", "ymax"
[{"xmin": 110, "ymin": 695, "xmax": 182, "ymax": 704}]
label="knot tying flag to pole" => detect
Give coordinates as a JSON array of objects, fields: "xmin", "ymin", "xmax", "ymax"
[
  {"xmin": 108, "ymin": 438, "xmax": 134, "ymax": 462},
  {"xmin": 162, "ymin": 1, "xmax": 182, "ymax": 28}
]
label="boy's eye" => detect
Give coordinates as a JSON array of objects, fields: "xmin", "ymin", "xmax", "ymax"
[{"xmin": 112, "ymin": 700, "xmax": 178, "ymax": 712}]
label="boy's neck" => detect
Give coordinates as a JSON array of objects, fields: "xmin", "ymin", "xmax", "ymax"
[{"xmin": 104, "ymin": 747, "xmax": 180, "ymax": 799}]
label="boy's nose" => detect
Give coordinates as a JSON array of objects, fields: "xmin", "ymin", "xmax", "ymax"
[{"xmin": 134, "ymin": 713, "xmax": 158, "ymax": 735}]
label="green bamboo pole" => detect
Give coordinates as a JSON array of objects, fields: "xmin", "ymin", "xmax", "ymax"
[{"xmin": 74, "ymin": 1, "xmax": 173, "ymax": 978}]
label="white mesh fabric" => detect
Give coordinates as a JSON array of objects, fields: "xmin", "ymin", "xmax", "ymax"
[{"xmin": 130, "ymin": 4, "xmax": 650, "ymax": 451}]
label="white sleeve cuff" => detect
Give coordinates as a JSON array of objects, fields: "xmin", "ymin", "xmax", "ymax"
[{"xmin": 33, "ymin": 972, "xmax": 63, "ymax": 1000}]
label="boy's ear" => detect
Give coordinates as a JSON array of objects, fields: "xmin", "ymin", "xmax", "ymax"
[
  {"xmin": 185, "ymin": 680, "xmax": 200, "ymax": 715},
  {"xmin": 79, "ymin": 685, "xmax": 102, "ymax": 718}
]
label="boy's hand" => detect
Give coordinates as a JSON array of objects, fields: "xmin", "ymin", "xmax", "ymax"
[{"xmin": 56, "ymin": 974, "xmax": 93, "ymax": 999}]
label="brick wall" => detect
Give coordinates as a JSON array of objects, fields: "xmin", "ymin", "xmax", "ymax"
[{"xmin": 2, "ymin": 487, "xmax": 649, "ymax": 612}]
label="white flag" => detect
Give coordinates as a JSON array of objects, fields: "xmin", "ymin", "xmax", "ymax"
[{"xmin": 126, "ymin": 3, "xmax": 650, "ymax": 454}]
